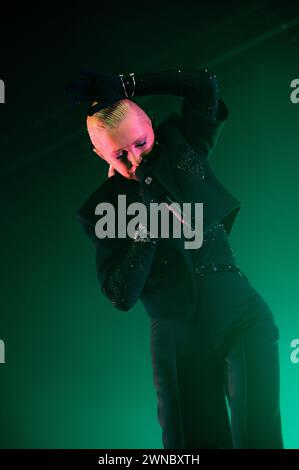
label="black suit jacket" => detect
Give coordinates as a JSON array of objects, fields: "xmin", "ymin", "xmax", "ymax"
[{"xmin": 76, "ymin": 96, "xmax": 241, "ymax": 321}]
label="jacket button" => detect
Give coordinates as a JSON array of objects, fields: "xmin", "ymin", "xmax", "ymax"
[{"xmin": 145, "ymin": 176, "xmax": 152, "ymax": 185}]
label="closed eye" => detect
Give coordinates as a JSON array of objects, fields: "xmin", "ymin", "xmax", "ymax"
[
  {"xmin": 116, "ymin": 141, "xmax": 146, "ymax": 160},
  {"xmin": 116, "ymin": 152, "xmax": 128, "ymax": 160}
]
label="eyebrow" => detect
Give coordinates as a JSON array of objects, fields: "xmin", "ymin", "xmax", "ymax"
[{"xmin": 111, "ymin": 136, "xmax": 147, "ymax": 156}]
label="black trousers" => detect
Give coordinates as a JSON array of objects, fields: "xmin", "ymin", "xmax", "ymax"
[{"xmin": 149, "ymin": 270, "xmax": 284, "ymax": 449}]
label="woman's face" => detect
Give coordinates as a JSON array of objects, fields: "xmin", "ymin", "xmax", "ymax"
[{"xmin": 88, "ymin": 103, "xmax": 155, "ymax": 181}]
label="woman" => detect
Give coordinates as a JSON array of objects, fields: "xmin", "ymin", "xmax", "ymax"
[{"xmin": 67, "ymin": 68, "xmax": 284, "ymax": 449}]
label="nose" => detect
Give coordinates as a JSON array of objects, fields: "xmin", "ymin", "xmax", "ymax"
[{"xmin": 128, "ymin": 151, "xmax": 142, "ymax": 167}]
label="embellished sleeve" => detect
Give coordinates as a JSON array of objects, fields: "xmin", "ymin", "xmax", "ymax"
[
  {"xmin": 179, "ymin": 71, "xmax": 229, "ymax": 160},
  {"xmin": 101, "ymin": 234, "xmax": 158, "ymax": 311},
  {"xmin": 123, "ymin": 68, "xmax": 229, "ymax": 159},
  {"xmin": 77, "ymin": 214, "xmax": 159, "ymax": 312}
]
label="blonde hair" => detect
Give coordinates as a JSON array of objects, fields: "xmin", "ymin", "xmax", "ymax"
[{"xmin": 86, "ymin": 99, "xmax": 132, "ymax": 133}]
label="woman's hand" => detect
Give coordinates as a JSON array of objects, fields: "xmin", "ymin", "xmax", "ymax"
[
  {"xmin": 108, "ymin": 165, "xmax": 116, "ymax": 178},
  {"xmin": 93, "ymin": 147, "xmax": 141, "ymax": 181},
  {"xmin": 107, "ymin": 164, "xmax": 139, "ymax": 180}
]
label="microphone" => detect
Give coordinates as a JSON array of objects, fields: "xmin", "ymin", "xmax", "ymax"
[{"xmin": 165, "ymin": 195, "xmax": 195, "ymax": 232}]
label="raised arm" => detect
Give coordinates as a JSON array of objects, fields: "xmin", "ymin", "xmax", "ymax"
[
  {"xmin": 67, "ymin": 67, "xmax": 228, "ymax": 158},
  {"xmin": 124, "ymin": 67, "xmax": 220, "ymax": 119},
  {"xmin": 68, "ymin": 67, "xmax": 227, "ymax": 121},
  {"xmin": 123, "ymin": 68, "xmax": 229, "ymax": 158}
]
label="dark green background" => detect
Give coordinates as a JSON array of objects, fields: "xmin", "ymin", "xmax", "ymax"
[{"xmin": 0, "ymin": 0, "xmax": 298, "ymax": 449}]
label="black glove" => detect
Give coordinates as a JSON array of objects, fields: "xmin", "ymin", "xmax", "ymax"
[{"xmin": 65, "ymin": 69, "xmax": 127, "ymax": 111}]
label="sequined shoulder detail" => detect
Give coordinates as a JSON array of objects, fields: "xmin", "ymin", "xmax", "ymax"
[{"xmin": 176, "ymin": 147, "xmax": 205, "ymax": 179}]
